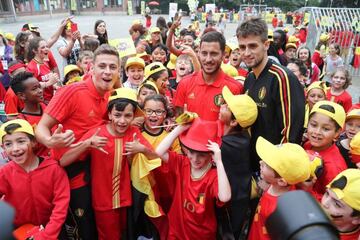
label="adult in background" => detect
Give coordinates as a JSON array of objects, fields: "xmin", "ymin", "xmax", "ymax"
[
  {"xmin": 35, "ymin": 44, "xmax": 121, "ymax": 240},
  {"xmin": 236, "ymin": 17, "xmax": 305, "ymax": 172},
  {"xmin": 174, "ymin": 31, "xmax": 243, "ymax": 121},
  {"xmin": 94, "ymin": 20, "xmax": 108, "ymax": 45},
  {"xmin": 57, "ymin": 21, "xmax": 82, "ymax": 68}
]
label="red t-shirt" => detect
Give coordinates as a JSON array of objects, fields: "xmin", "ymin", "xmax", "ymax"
[
  {"xmin": 18, "ymin": 103, "xmax": 49, "ymax": 158},
  {"xmin": 4, "ymin": 87, "xmax": 24, "ymax": 115},
  {"xmin": 79, "ymin": 124, "xmax": 152, "ymax": 211},
  {"xmin": 340, "ymin": 227, "xmax": 360, "ymax": 240},
  {"xmin": 174, "ymin": 70, "xmax": 243, "ymax": 121},
  {"xmin": 26, "ymin": 59, "xmax": 54, "ymax": 103},
  {"xmin": 326, "ymin": 89, "xmax": 353, "ymax": 112},
  {"xmin": 248, "ymin": 191, "xmax": 278, "ymax": 240},
  {"xmin": 304, "ymin": 142, "xmax": 347, "ymax": 197},
  {"xmin": 166, "ymin": 151, "xmax": 222, "ymax": 240}
]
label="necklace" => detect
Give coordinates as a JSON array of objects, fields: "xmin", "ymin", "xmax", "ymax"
[{"xmin": 191, "ymin": 162, "xmax": 212, "ymax": 180}]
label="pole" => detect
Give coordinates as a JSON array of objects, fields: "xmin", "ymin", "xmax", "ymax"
[
  {"xmin": 46, "ymin": 0, "xmax": 53, "ymax": 18},
  {"xmin": 9, "ymin": 0, "xmax": 17, "ymax": 22}
]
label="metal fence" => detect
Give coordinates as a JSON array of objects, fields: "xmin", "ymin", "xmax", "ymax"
[{"xmin": 304, "ymin": 7, "xmax": 360, "ymax": 77}]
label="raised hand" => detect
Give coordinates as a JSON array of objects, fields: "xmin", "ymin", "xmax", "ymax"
[
  {"xmin": 48, "ymin": 124, "xmax": 76, "ymax": 148},
  {"xmin": 89, "ymin": 128, "xmax": 108, "ymax": 154},
  {"xmin": 206, "ymin": 140, "xmax": 221, "ymax": 165},
  {"xmin": 124, "ymin": 133, "xmax": 145, "ymax": 155}
]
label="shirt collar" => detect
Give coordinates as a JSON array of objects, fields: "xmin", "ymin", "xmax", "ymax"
[
  {"xmin": 196, "ymin": 69, "xmax": 227, "ymax": 88},
  {"xmin": 84, "ymin": 75, "xmax": 109, "ymax": 100}
]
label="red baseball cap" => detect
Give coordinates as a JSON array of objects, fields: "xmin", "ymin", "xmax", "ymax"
[{"xmin": 179, "ymin": 118, "xmax": 222, "ymax": 152}]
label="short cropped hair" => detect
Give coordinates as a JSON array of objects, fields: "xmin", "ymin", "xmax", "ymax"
[
  {"xmin": 93, "ymin": 44, "xmax": 120, "ymax": 64},
  {"xmin": 10, "ymin": 71, "xmax": 34, "ymax": 94},
  {"xmin": 236, "ymin": 17, "xmax": 268, "ymax": 42},
  {"xmin": 200, "ymin": 31, "xmax": 226, "ymax": 52}
]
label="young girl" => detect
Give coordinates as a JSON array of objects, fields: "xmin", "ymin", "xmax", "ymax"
[
  {"xmin": 151, "ymin": 44, "xmax": 169, "ymax": 64},
  {"xmin": 60, "ymin": 87, "xmax": 156, "ymax": 239},
  {"xmin": 26, "ymin": 37, "xmax": 60, "ymax": 103},
  {"xmin": 0, "ymin": 119, "xmax": 69, "ymax": 239},
  {"xmin": 326, "ymin": 67, "xmax": 352, "ymax": 112},
  {"xmin": 144, "ymin": 62, "xmax": 170, "ymax": 96},
  {"xmin": 336, "ymin": 108, "xmax": 360, "ymax": 168},
  {"xmin": 304, "ymin": 81, "xmax": 327, "ymax": 128},
  {"xmin": 323, "ymin": 43, "xmax": 344, "ymax": 84},
  {"xmin": 155, "ymin": 118, "xmax": 231, "ymax": 239},
  {"xmin": 287, "ymin": 58, "xmax": 308, "ymax": 88},
  {"xmin": 303, "ymin": 100, "xmax": 347, "ymax": 198},
  {"xmin": 94, "ymin": 20, "xmax": 108, "ymax": 45},
  {"xmin": 137, "ymin": 80, "xmax": 159, "ymax": 108},
  {"xmin": 297, "ymin": 46, "xmax": 320, "ymax": 85}
]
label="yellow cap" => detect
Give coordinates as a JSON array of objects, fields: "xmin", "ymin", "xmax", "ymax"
[
  {"xmin": 287, "ymin": 35, "xmax": 299, "ymax": 43},
  {"xmin": 346, "ymin": 108, "xmax": 360, "ymax": 121},
  {"xmin": 327, "ymin": 169, "xmax": 360, "ymax": 211},
  {"xmin": 64, "ymin": 64, "xmax": 81, "ymax": 78},
  {"xmin": 306, "ymin": 81, "xmax": 328, "ymax": 95},
  {"xmin": 221, "ymin": 64, "xmax": 238, "ymax": 77},
  {"xmin": 4, "ymin": 32, "xmax": 15, "ymax": 41},
  {"xmin": 108, "ymin": 88, "xmax": 143, "ymax": 116},
  {"xmin": 310, "ymin": 100, "xmax": 346, "ymax": 129},
  {"xmin": 256, "ymin": 137, "xmax": 311, "ymax": 185},
  {"xmin": 144, "ymin": 62, "xmax": 167, "ymax": 80},
  {"xmin": 125, "ymin": 57, "xmax": 145, "ymax": 70},
  {"xmin": 306, "ymin": 150, "xmax": 324, "ymax": 178},
  {"xmin": 350, "ymin": 132, "xmax": 360, "ymax": 156},
  {"xmin": 225, "ymin": 42, "xmax": 239, "ymax": 52},
  {"xmin": 166, "ymin": 54, "xmax": 177, "ymax": 70},
  {"xmin": 150, "ymin": 27, "xmax": 161, "ymax": 34},
  {"xmin": 268, "ymin": 29, "xmax": 274, "ymax": 41},
  {"xmin": 222, "ymin": 86, "xmax": 258, "ymax": 128},
  {"xmin": 285, "ymin": 43, "xmax": 297, "ymax": 50},
  {"xmin": 138, "ymin": 80, "xmax": 159, "ymax": 95},
  {"xmin": 0, "ymin": 119, "xmax": 34, "ymax": 144},
  {"xmin": 320, "ymin": 33, "xmax": 330, "ymax": 42}
]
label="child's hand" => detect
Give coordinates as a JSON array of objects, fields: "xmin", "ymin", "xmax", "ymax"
[
  {"xmin": 356, "ymin": 162, "xmax": 360, "ymax": 169},
  {"xmin": 47, "ymin": 72, "xmax": 60, "ymax": 87},
  {"xmin": 171, "ymin": 16, "xmax": 182, "ymax": 31},
  {"xmin": 132, "ymin": 116, "xmax": 145, "ymax": 128},
  {"xmin": 207, "ymin": 140, "xmax": 221, "ymax": 165},
  {"xmin": 89, "ymin": 128, "xmax": 108, "ymax": 154},
  {"xmin": 125, "ymin": 133, "xmax": 146, "ymax": 155}
]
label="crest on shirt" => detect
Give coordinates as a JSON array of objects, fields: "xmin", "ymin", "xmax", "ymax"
[
  {"xmin": 214, "ymin": 94, "xmax": 225, "ymax": 106},
  {"xmin": 258, "ymin": 86, "xmax": 266, "ymax": 101}
]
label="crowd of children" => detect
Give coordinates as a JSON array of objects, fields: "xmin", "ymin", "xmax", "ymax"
[{"xmin": 0, "ymin": 11, "xmax": 359, "ymax": 240}]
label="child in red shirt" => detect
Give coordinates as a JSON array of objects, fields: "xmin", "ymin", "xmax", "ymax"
[
  {"xmin": 10, "ymin": 71, "xmax": 49, "ymax": 157},
  {"xmin": 321, "ymin": 169, "xmax": 360, "ymax": 240},
  {"xmin": 248, "ymin": 137, "xmax": 311, "ymax": 240},
  {"xmin": 326, "ymin": 67, "xmax": 352, "ymax": 112},
  {"xmin": 60, "ymin": 88, "xmax": 157, "ymax": 240},
  {"xmin": 0, "ymin": 119, "xmax": 69, "ymax": 239},
  {"xmin": 156, "ymin": 118, "xmax": 231, "ymax": 240},
  {"xmin": 304, "ymin": 100, "xmax": 347, "ymax": 198}
]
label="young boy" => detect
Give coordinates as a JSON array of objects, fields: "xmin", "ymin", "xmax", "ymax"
[
  {"xmin": 321, "ymin": 169, "xmax": 360, "ymax": 239},
  {"xmin": 60, "ymin": 87, "xmax": 156, "ymax": 239},
  {"xmin": 0, "ymin": 119, "xmax": 70, "ymax": 239},
  {"xmin": 123, "ymin": 56, "xmax": 145, "ymax": 90},
  {"xmin": 156, "ymin": 118, "xmax": 232, "ymax": 239},
  {"xmin": 248, "ymin": 136, "xmax": 311, "ymax": 240},
  {"xmin": 218, "ymin": 86, "xmax": 258, "ymax": 238},
  {"xmin": 10, "ymin": 71, "xmax": 49, "ymax": 157},
  {"xmin": 77, "ymin": 50, "xmax": 94, "ymax": 75}
]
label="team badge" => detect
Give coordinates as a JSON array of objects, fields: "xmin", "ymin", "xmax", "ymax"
[
  {"xmin": 258, "ymin": 87, "xmax": 267, "ymax": 101},
  {"xmin": 214, "ymin": 94, "xmax": 225, "ymax": 106}
]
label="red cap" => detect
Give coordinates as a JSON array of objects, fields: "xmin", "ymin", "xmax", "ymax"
[
  {"xmin": 179, "ymin": 118, "xmax": 222, "ymax": 152},
  {"xmin": 8, "ymin": 63, "xmax": 26, "ymax": 75}
]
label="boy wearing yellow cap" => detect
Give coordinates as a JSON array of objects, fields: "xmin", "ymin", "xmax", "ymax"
[
  {"xmin": 60, "ymin": 88, "xmax": 156, "ymax": 239},
  {"xmin": 304, "ymin": 100, "xmax": 347, "ymax": 198},
  {"xmin": 248, "ymin": 137, "xmax": 311, "ymax": 240},
  {"xmin": 0, "ymin": 119, "xmax": 70, "ymax": 239},
  {"xmin": 321, "ymin": 169, "xmax": 360, "ymax": 239},
  {"xmin": 219, "ymin": 86, "xmax": 258, "ymax": 238},
  {"xmin": 123, "ymin": 56, "xmax": 145, "ymax": 90},
  {"xmin": 337, "ymin": 107, "xmax": 360, "ymax": 168}
]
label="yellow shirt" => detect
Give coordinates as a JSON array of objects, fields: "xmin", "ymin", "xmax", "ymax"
[{"xmin": 142, "ymin": 128, "xmax": 182, "ymax": 153}]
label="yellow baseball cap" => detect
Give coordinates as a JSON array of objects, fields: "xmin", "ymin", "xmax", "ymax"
[
  {"xmin": 268, "ymin": 29, "xmax": 274, "ymax": 41},
  {"xmin": 306, "ymin": 81, "xmax": 328, "ymax": 95},
  {"xmin": 4, "ymin": 32, "xmax": 15, "ymax": 42},
  {"xmin": 0, "ymin": 119, "xmax": 34, "ymax": 144},
  {"xmin": 287, "ymin": 35, "xmax": 299, "ymax": 44},
  {"xmin": 310, "ymin": 100, "xmax": 346, "ymax": 129},
  {"xmin": 285, "ymin": 43, "xmax": 297, "ymax": 51},
  {"xmin": 222, "ymin": 86, "xmax": 258, "ymax": 128},
  {"xmin": 256, "ymin": 137, "xmax": 311, "ymax": 185},
  {"xmin": 125, "ymin": 57, "xmax": 145, "ymax": 70},
  {"xmin": 320, "ymin": 33, "xmax": 330, "ymax": 42},
  {"xmin": 150, "ymin": 27, "xmax": 161, "ymax": 34},
  {"xmin": 225, "ymin": 42, "xmax": 239, "ymax": 53},
  {"xmin": 221, "ymin": 64, "xmax": 238, "ymax": 77},
  {"xmin": 144, "ymin": 62, "xmax": 167, "ymax": 80},
  {"xmin": 137, "ymin": 80, "xmax": 159, "ymax": 95},
  {"xmin": 166, "ymin": 54, "xmax": 177, "ymax": 70},
  {"xmin": 108, "ymin": 88, "xmax": 143, "ymax": 116},
  {"xmin": 327, "ymin": 169, "xmax": 360, "ymax": 211},
  {"xmin": 64, "ymin": 64, "xmax": 81, "ymax": 78},
  {"xmin": 350, "ymin": 132, "xmax": 360, "ymax": 156},
  {"xmin": 346, "ymin": 108, "xmax": 360, "ymax": 121}
]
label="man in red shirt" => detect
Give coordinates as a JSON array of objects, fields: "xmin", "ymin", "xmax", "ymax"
[
  {"xmin": 35, "ymin": 44, "xmax": 121, "ymax": 240},
  {"xmin": 173, "ymin": 31, "xmax": 243, "ymax": 121}
]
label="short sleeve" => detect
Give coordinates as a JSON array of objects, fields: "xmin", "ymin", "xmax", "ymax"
[
  {"xmin": 45, "ymin": 86, "xmax": 76, "ymax": 123},
  {"xmin": 173, "ymin": 78, "xmax": 187, "ymax": 108}
]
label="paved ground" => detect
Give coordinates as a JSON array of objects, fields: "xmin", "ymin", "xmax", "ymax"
[{"xmin": 1, "ymin": 13, "xmax": 358, "ymax": 102}]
